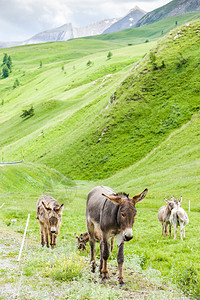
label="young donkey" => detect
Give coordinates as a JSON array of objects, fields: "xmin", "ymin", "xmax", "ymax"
[
  {"xmin": 170, "ymin": 196, "xmax": 189, "ymax": 240},
  {"xmin": 158, "ymin": 197, "xmax": 176, "ymax": 237},
  {"xmin": 37, "ymin": 195, "xmax": 64, "ymax": 248},
  {"xmin": 86, "ymin": 186, "xmax": 148, "ymax": 286},
  {"xmin": 75, "ymin": 231, "xmax": 115, "ymax": 252}
]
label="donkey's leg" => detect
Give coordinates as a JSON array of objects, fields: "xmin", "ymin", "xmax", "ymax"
[
  {"xmin": 101, "ymin": 233, "xmax": 110, "ymax": 281},
  {"xmin": 117, "ymin": 234, "xmax": 125, "ymax": 286},
  {"xmin": 44, "ymin": 227, "xmax": 49, "ymax": 248},
  {"xmin": 87, "ymin": 222, "xmax": 96, "ymax": 272},
  {"xmin": 169, "ymin": 224, "xmax": 172, "ymax": 237},
  {"xmin": 183, "ymin": 226, "xmax": 186, "ymax": 238},
  {"xmin": 180, "ymin": 223, "xmax": 184, "ymax": 240},
  {"xmin": 162, "ymin": 222, "xmax": 165, "ymax": 236},
  {"xmin": 165, "ymin": 223, "xmax": 168, "ymax": 236},
  {"xmin": 174, "ymin": 226, "xmax": 177, "ymax": 240},
  {"xmin": 39, "ymin": 223, "xmax": 45, "ymax": 247},
  {"xmin": 99, "ymin": 240, "xmax": 103, "ymax": 276},
  {"xmin": 111, "ymin": 236, "xmax": 115, "ymax": 252},
  {"xmin": 50, "ymin": 233, "xmax": 56, "ymax": 249}
]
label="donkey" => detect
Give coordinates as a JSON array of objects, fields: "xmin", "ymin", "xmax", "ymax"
[
  {"xmin": 75, "ymin": 231, "xmax": 115, "ymax": 252},
  {"xmin": 86, "ymin": 186, "xmax": 148, "ymax": 286},
  {"xmin": 75, "ymin": 232, "xmax": 89, "ymax": 250},
  {"xmin": 169, "ymin": 197, "xmax": 189, "ymax": 240},
  {"xmin": 158, "ymin": 197, "xmax": 176, "ymax": 237},
  {"xmin": 36, "ymin": 195, "xmax": 64, "ymax": 249}
]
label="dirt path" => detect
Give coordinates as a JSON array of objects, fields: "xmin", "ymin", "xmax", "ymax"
[{"xmin": 0, "ymin": 228, "xmax": 189, "ymax": 300}]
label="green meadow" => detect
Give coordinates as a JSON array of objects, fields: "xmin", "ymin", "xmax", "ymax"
[{"xmin": 0, "ymin": 16, "xmax": 200, "ymax": 299}]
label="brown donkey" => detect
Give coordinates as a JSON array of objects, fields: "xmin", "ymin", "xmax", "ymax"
[
  {"xmin": 37, "ymin": 195, "xmax": 64, "ymax": 249},
  {"xmin": 86, "ymin": 186, "xmax": 148, "ymax": 286},
  {"xmin": 75, "ymin": 231, "xmax": 115, "ymax": 252}
]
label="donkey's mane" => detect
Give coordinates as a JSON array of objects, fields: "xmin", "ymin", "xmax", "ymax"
[{"xmin": 114, "ymin": 192, "xmax": 129, "ymax": 198}]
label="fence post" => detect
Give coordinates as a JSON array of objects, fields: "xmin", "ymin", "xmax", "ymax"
[{"xmin": 17, "ymin": 214, "xmax": 30, "ymax": 262}]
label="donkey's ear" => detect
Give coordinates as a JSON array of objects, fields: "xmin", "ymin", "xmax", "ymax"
[
  {"xmin": 131, "ymin": 188, "xmax": 148, "ymax": 204},
  {"xmin": 59, "ymin": 203, "xmax": 64, "ymax": 212},
  {"xmin": 42, "ymin": 201, "xmax": 51, "ymax": 211},
  {"xmin": 54, "ymin": 204, "xmax": 64, "ymax": 213},
  {"xmin": 179, "ymin": 196, "xmax": 182, "ymax": 203},
  {"xmin": 74, "ymin": 233, "xmax": 80, "ymax": 241},
  {"xmin": 102, "ymin": 193, "xmax": 122, "ymax": 205}
]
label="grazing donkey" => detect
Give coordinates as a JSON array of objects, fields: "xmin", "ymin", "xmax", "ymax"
[
  {"xmin": 158, "ymin": 197, "xmax": 176, "ymax": 237},
  {"xmin": 75, "ymin": 232, "xmax": 89, "ymax": 250},
  {"xmin": 36, "ymin": 195, "xmax": 64, "ymax": 248},
  {"xmin": 86, "ymin": 186, "xmax": 148, "ymax": 286},
  {"xmin": 75, "ymin": 231, "xmax": 115, "ymax": 252},
  {"xmin": 169, "ymin": 197, "xmax": 189, "ymax": 240}
]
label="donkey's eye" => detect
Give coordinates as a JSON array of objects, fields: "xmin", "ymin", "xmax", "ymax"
[{"xmin": 121, "ymin": 213, "xmax": 126, "ymax": 218}]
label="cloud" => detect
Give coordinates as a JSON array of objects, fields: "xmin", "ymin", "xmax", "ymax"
[
  {"xmin": 0, "ymin": 0, "xmax": 73, "ymax": 41},
  {"xmin": 0, "ymin": 0, "xmax": 171, "ymax": 42}
]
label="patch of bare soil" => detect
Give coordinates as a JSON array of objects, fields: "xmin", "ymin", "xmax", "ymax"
[{"xmin": 0, "ymin": 228, "xmax": 189, "ymax": 300}]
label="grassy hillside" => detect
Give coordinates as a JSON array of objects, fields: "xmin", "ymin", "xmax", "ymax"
[
  {"xmin": 85, "ymin": 12, "xmax": 200, "ymax": 45},
  {"xmin": 136, "ymin": 0, "xmax": 200, "ymax": 27},
  {"xmin": 41, "ymin": 21, "xmax": 200, "ymax": 180},
  {"xmin": 0, "ymin": 163, "xmax": 75, "ymax": 194},
  {"xmin": 0, "ymin": 38, "xmax": 154, "ymax": 171},
  {"xmin": 1, "ymin": 21, "xmax": 199, "ymax": 181}
]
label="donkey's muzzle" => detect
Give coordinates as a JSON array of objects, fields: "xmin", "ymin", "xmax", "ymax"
[
  {"xmin": 124, "ymin": 235, "xmax": 133, "ymax": 241},
  {"xmin": 51, "ymin": 227, "xmax": 56, "ymax": 233}
]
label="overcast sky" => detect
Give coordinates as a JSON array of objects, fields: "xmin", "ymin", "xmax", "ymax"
[{"xmin": 0, "ymin": 0, "xmax": 172, "ymax": 42}]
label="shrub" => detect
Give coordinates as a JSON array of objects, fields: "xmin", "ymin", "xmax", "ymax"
[
  {"xmin": 86, "ymin": 60, "xmax": 93, "ymax": 67},
  {"xmin": 149, "ymin": 51, "xmax": 157, "ymax": 70},
  {"xmin": 13, "ymin": 79, "xmax": 20, "ymax": 89},
  {"xmin": 107, "ymin": 51, "xmax": 113, "ymax": 60},
  {"xmin": 44, "ymin": 253, "xmax": 85, "ymax": 281},
  {"xmin": 20, "ymin": 106, "xmax": 34, "ymax": 119},
  {"xmin": 173, "ymin": 266, "xmax": 200, "ymax": 298}
]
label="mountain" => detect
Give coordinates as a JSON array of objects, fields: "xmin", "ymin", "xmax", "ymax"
[
  {"xmin": 136, "ymin": 0, "xmax": 200, "ymax": 27},
  {"xmin": 73, "ymin": 18, "xmax": 119, "ymax": 38},
  {"xmin": 0, "ymin": 18, "xmax": 119, "ymax": 48},
  {"xmin": 26, "ymin": 23, "xmax": 74, "ymax": 44},
  {"xmin": 103, "ymin": 6, "xmax": 146, "ymax": 34},
  {"xmin": 27, "ymin": 19, "xmax": 119, "ymax": 44}
]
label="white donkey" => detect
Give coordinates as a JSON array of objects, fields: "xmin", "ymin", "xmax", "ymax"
[{"xmin": 169, "ymin": 196, "xmax": 189, "ymax": 240}]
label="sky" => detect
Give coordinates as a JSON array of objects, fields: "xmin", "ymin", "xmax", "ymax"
[{"xmin": 0, "ymin": 0, "xmax": 172, "ymax": 42}]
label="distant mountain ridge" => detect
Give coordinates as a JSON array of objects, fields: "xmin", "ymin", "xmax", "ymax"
[
  {"xmin": 136, "ymin": 0, "xmax": 200, "ymax": 27},
  {"xmin": 0, "ymin": 7, "xmax": 139, "ymax": 48},
  {"xmin": 103, "ymin": 6, "xmax": 146, "ymax": 34},
  {"xmin": 0, "ymin": 17, "xmax": 120, "ymax": 48}
]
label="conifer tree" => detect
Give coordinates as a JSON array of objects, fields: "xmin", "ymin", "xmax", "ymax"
[{"xmin": 2, "ymin": 65, "xmax": 9, "ymax": 78}]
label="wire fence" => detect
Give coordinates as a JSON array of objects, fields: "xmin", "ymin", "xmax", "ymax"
[{"xmin": 0, "ymin": 149, "xmax": 24, "ymax": 165}]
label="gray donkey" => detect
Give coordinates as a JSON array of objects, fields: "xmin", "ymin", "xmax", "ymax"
[{"xmin": 86, "ymin": 185, "xmax": 148, "ymax": 286}]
